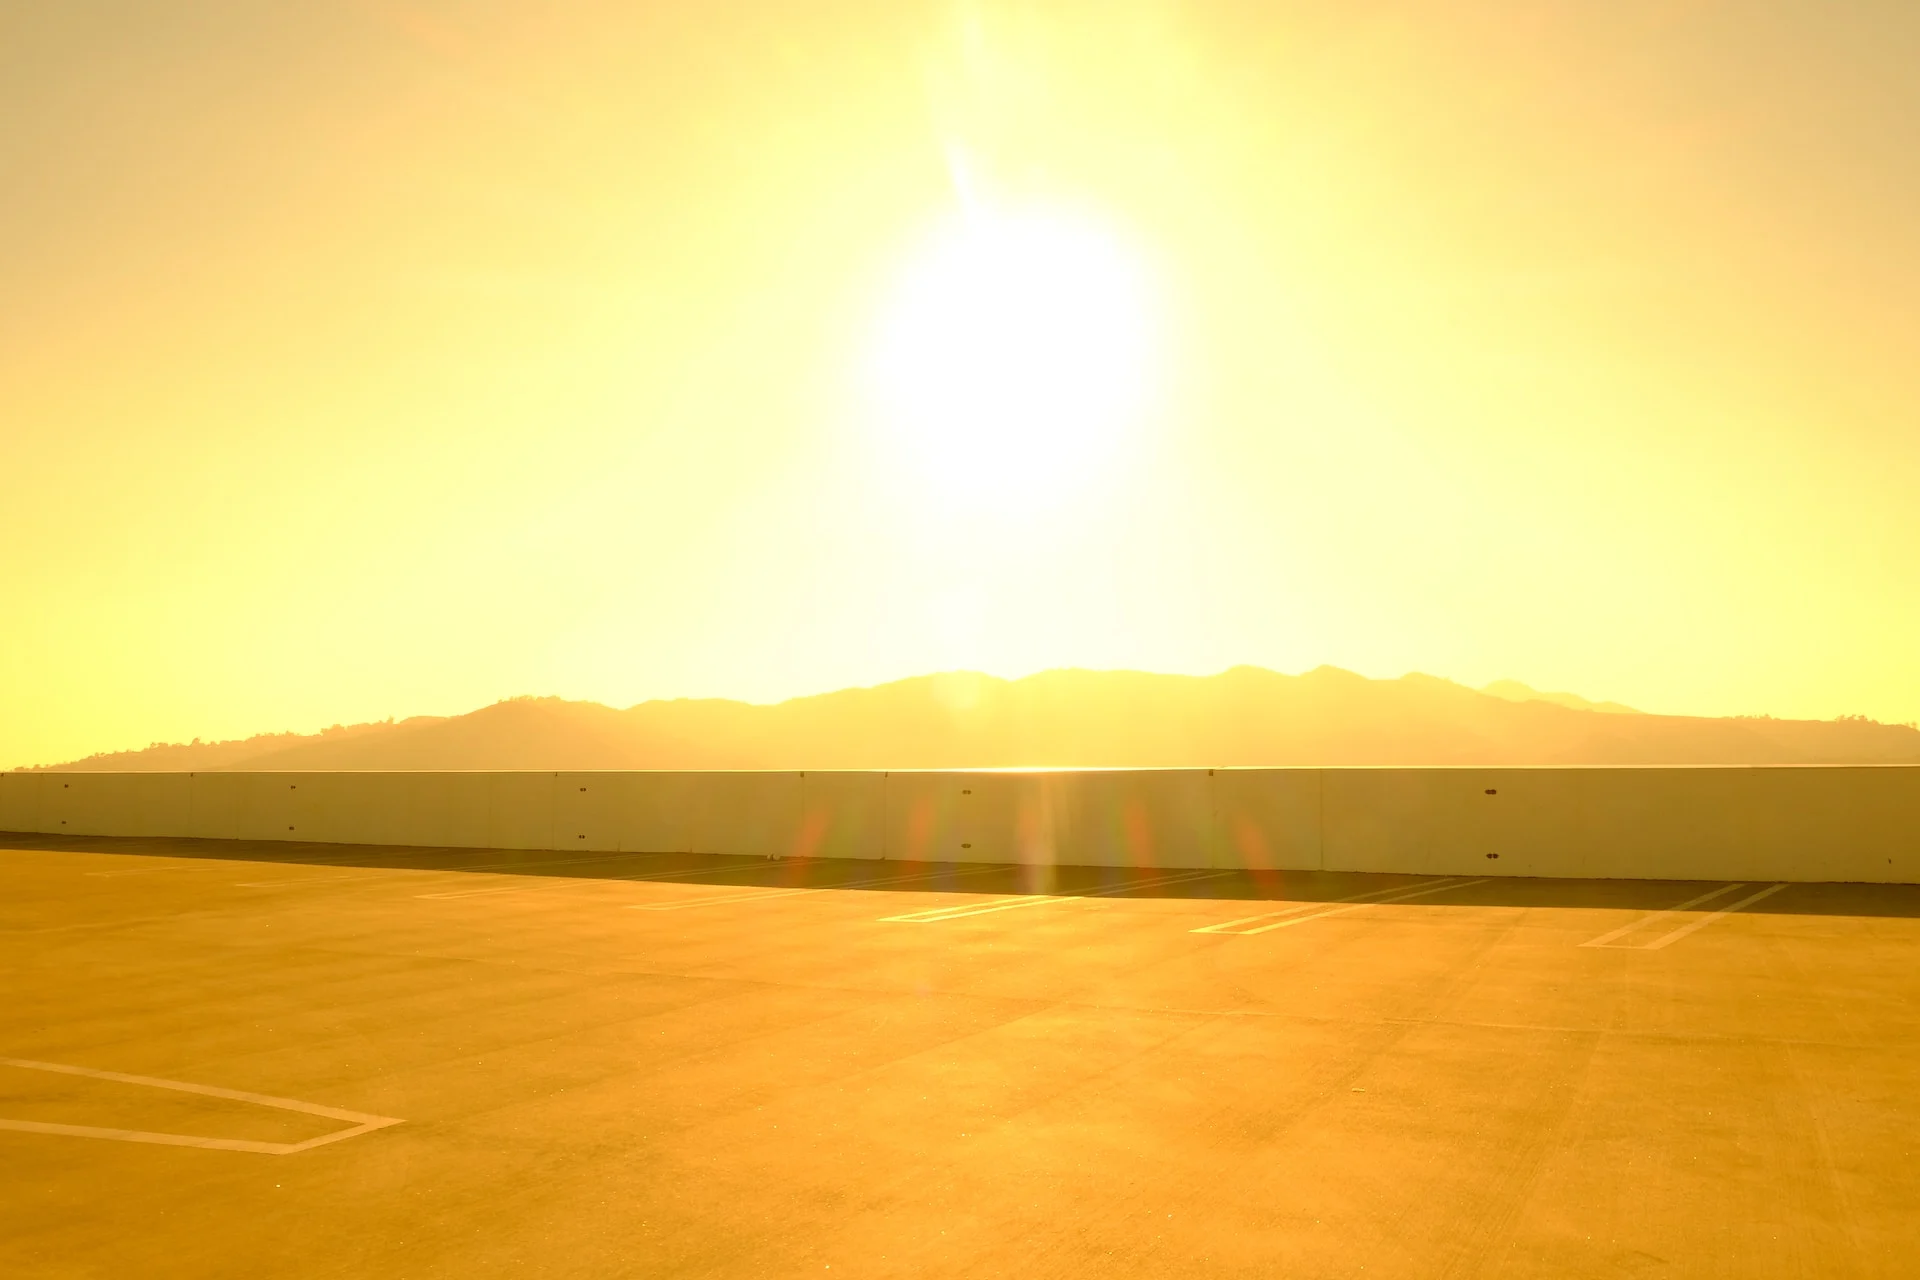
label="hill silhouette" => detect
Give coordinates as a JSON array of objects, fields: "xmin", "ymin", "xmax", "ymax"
[
  {"xmin": 22, "ymin": 667, "xmax": 1920, "ymax": 771},
  {"xmin": 1479, "ymin": 679, "xmax": 1642, "ymax": 716}
]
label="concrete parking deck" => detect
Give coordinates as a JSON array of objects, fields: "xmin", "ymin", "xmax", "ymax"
[{"xmin": 3, "ymin": 833, "xmax": 1917, "ymax": 1278}]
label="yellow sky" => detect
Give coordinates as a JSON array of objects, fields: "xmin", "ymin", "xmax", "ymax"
[{"xmin": 5, "ymin": 1, "xmax": 1920, "ymax": 767}]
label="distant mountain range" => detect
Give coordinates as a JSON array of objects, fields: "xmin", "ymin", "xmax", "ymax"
[
  {"xmin": 1479, "ymin": 679, "xmax": 1643, "ymax": 716},
  {"xmin": 22, "ymin": 667, "xmax": 1920, "ymax": 771}
]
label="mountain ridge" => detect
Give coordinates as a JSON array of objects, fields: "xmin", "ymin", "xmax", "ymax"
[{"xmin": 20, "ymin": 666, "xmax": 1920, "ymax": 771}]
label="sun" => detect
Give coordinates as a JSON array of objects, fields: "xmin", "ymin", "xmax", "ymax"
[{"xmin": 864, "ymin": 205, "xmax": 1160, "ymax": 509}]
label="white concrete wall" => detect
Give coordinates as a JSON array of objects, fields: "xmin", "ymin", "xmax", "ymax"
[{"xmin": 3, "ymin": 766, "xmax": 1916, "ymax": 883}]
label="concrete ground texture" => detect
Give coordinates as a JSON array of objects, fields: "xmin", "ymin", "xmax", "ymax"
[{"xmin": 3, "ymin": 833, "xmax": 1916, "ymax": 1278}]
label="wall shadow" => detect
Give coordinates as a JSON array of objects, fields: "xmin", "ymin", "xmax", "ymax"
[{"xmin": 4, "ymin": 830, "xmax": 1917, "ymax": 920}]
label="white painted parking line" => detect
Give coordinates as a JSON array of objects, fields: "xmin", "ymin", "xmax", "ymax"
[
  {"xmin": 426, "ymin": 862, "xmax": 996, "ymax": 904},
  {"xmin": 880, "ymin": 869, "xmax": 1232, "ymax": 924},
  {"xmin": 416, "ymin": 881, "xmax": 589, "ymax": 901},
  {"xmin": 1639, "ymin": 882, "xmax": 1789, "ymax": 950},
  {"xmin": 1579, "ymin": 882, "xmax": 1746, "ymax": 948},
  {"xmin": 245, "ymin": 851, "xmax": 649, "ymax": 889},
  {"xmin": 1191, "ymin": 877, "xmax": 1464, "ymax": 935},
  {"xmin": 241, "ymin": 872, "xmax": 408, "ymax": 890},
  {"xmin": 85, "ymin": 867, "xmax": 188, "ymax": 878},
  {"xmin": 879, "ymin": 894, "xmax": 1076, "ymax": 924},
  {"xmin": 0, "ymin": 1057, "xmax": 402, "ymax": 1155},
  {"xmin": 626, "ymin": 864, "xmax": 1005, "ymax": 911},
  {"xmin": 628, "ymin": 886, "xmax": 822, "ymax": 910},
  {"xmin": 1205, "ymin": 877, "xmax": 1491, "ymax": 935},
  {"xmin": 416, "ymin": 863, "xmax": 737, "ymax": 900}
]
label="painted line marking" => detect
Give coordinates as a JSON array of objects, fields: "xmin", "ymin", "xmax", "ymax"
[
  {"xmin": 1579, "ymin": 883, "xmax": 1748, "ymax": 948},
  {"xmin": 883, "ymin": 894, "xmax": 1077, "ymax": 923},
  {"xmin": 1235, "ymin": 877, "xmax": 1491, "ymax": 933},
  {"xmin": 418, "ymin": 880, "xmax": 603, "ymax": 901},
  {"xmin": 221, "ymin": 851, "xmax": 464, "ymax": 884},
  {"xmin": 243, "ymin": 851, "xmax": 644, "ymax": 888},
  {"xmin": 1639, "ymin": 883, "xmax": 1789, "ymax": 950},
  {"xmin": 628, "ymin": 886, "xmax": 821, "ymax": 910},
  {"xmin": 881, "ymin": 869, "xmax": 1232, "ymax": 924},
  {"xmin": 85, "ymin": 867, "xmax": 191, "ymax": 878},
  {"xmin": 423, "ymin": 859, "xmax": 957, "ymax": 902},
  {"xmin": 625, "ymin": 864, "xmax": 1006, "ymax": 911},
  {"xmin": 240, "ymin": 872, "xmax": 407, "ymax": 890},
  {"xmin": 1198, "ymin": 878, "xmax": 1491, "ymax": 935},
  {"xmin": 0, "ymin": 1057, "xmax": 402, "ymax": 1155},
  {"xmin": 1192, "ymin": 877, "xmax": 1465, "ymax": 935},
  {"xmin": 240, "ymin": 853, "xmax": 747, "ymax": 891}
]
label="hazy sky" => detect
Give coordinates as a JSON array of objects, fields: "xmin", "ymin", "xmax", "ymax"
[{"xmin": 6, "ymin": 1, "xmax": 1920, "ymax": 767}]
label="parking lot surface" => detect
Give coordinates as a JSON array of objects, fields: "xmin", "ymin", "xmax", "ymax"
[{"xmin": 4, "ymin": 833, "xmax": 1917, "ymax": 1278}]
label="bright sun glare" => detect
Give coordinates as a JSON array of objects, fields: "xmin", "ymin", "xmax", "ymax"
[{"xmin": 865, "ymin": 206, "xmax": 1159, "ymax": 508}]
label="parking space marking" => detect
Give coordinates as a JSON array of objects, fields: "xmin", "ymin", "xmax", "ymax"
[
  {"xmin": 0, "ymin": 1057, "xmax": 402, "ymax": 1155},
  {"xmin": 1579, "ymin": 882, "xmax": 1747, "ymax": 948},
  {"xmin": 1639, "ymin": 882, "xmax": 1789, "ymax": 950},
  {"xmin": 413, "ymin": 860, "xmax": 741, "ymax": 900},
  {"xmin": 245, "ymin": 851, "xmax": 648, "ymax": 890},
  {"xmin": 424, "ymin": 859, "xmax": 775, "ymax": 901},
  {"xmin": 242, "ymin": 872, "xmax": 413, "ymax": 890},
  {"xmin": 880, "ymin": 868, "xmax": 1232, "ymax": 924},
  {"xmin": 1191, "ymin": 877, "xmax": 1464, "ymax": 935},
  {"xmin": 423, "ymin": 862, "xmax": 1002, "ymax": 904},
  {"xmin": 881, "ymin": 893, "xmax": 1076, "ymax": 923},
  {"xmin": 1195, "ymin": 877, "xmax": 1491, "ymax": 935},
  {"xmin": 417, "ymin": 880, "xmax": 593, "ymax": 901},
  {"xmin": 626, "ymin": 864, "xmax": 1005, "ymax": 911}
]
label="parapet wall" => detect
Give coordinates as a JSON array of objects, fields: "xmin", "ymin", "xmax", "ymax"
[{"xmin": 2, "ymin": 766, "xmax": 1916, "ymax": 883}]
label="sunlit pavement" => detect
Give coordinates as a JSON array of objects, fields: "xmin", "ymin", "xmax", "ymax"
[{"xmin": 4, "ymin": 833, "xmax": 1917, "ymax": 1278}]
